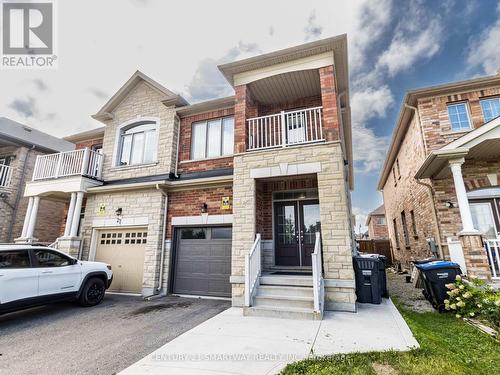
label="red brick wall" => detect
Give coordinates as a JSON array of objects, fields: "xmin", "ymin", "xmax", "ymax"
[
  {"xmin": 418, "ymin": 86, "xmax": 500, "ymax": 152},
  {"xmin": 166, "ymin": 186, "xmax": 233, "ymax": 239},
  {"xmin": 258, "ymin": 95, "xmax": 322, "ymax": 116},
  {"xmin": 319, "ymin": 65, "xmax": 340, "ymax": 142},
  {"xmin": 234, "ymin": 84, "xmax": 258, "ymax": 153},
  {"xmin": 75, "ymin": 138, "xmax": 104, "ymax": 149},
  {"xmin": 177, "ymin": 108, "xmax": 235, "ymax": 174},
  {"xmin": 368, "ymin": 216, "xmax": 389, "ymax": 239},
  {"xmin": 256, "ymin": 176, "xmax": 318, "ymax": 240}
]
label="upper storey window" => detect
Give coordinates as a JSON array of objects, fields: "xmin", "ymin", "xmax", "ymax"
[
  {"xmin": 117, "ymin": 121, "xmax": 157, "ymax": 166},
  {"xmin": 191, "ymin": 116, "xmax": 234, "ymax": 160},
  {"xmin": 447, "ymin": 103, "xmax": 471, "ymax": 131},
  {"xmin": 480, "ymin": 97, "xmax": 500, "ymax": 122}
]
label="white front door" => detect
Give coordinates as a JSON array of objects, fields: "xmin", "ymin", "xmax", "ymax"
[
  {"xmin": 33, "ymin": 249, "xmax": 82, "ymax": 295},
  {"xmin": 0, "ymin": 249, "xmax": 38, "ymax": 304},
  {"xmin": 470, "ymin": 201, "xmax": 499, "ymax": 239},
  {"xmin": 286, "ymin": 111, "xmax": 306, "ymax": 144}
]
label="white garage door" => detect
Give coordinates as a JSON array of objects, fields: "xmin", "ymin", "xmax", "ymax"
[{"xmin": 95, "ymin": 228, "xmax": 147, "ymax": 293}]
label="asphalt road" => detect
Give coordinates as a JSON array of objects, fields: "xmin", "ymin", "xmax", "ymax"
[{"xmin": 0, "ymin": 294, "xmax": 230, "ymax": 375}]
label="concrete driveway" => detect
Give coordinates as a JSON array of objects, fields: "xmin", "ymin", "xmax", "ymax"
[{"xmin": 0, "ymin": 294, "xmax": 230, "ymax": 375}]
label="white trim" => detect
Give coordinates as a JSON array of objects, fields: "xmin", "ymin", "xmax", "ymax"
[
  {"xmin": 468, "ymin": 187, "xmax": 500, "ymax": 199},
  {"xmin": 170, "ymin": 294, "xmax": 231, "ymax": 301},
  {"xmin": 91, "ymin": 216, "xmax": 149, "ymax": 227},
  {"xmin": 442, "ymin": 116, "xmax": 500, "ymax": 150},
  {"xmin": 250, "ymin": 162, "xmax": 321, "ymax": 179},
  {"xmin": 171, "ymin": 214, "xmax": 233, "ymax": 226},
  {"xmin": 112, "ymin": 116, "xmax": 160, "ymax": 168}
]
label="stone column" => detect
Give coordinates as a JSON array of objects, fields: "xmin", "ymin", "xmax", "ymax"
[
  {"xmin": 70, "ymin": 192, "xmax": 84, "ymax": 237},
  {"xmin": 460, "ymin": 234, "xmax": 491, "ymax": 280},
  {"xmin": 449, "ymin": 158, "xmax": 477, "ymax": 234},
  {"xmin": 64, "ymin": 192, "xmax": 77, "ymax": 237},
  {"xmin": 25, "ymin": 196, "xmax": 40, "ymax": 239},
  {"xmin": 21, "ymin": 196, "xmax": 34, "ymax": 238}
]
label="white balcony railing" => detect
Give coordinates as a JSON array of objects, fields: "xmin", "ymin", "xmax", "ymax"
[
  {"xmin": 245, "ymin": 233, "xmax": 261, "ymax": 307},
  {"xmin": 247, "ymin": 106, "xmax": 324, "ymax": 151},
  {"xmin": 312, "ymin": 232, "xmax": 324, "ymax": 315},
  {"xmin": 0, "ymin": 164, "xmax": 13, "ymax": 190},
  {"xmin": 33, "ymin": 148, "xmax": 103, "ymax": 181},
  {"xmin": 485, "ymin": 239, "xmax": 500, "ymax": 279}
]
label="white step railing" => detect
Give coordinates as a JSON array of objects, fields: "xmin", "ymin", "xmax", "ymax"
[
  {"xmin": 485, "ymin": 239, "xmax": 500, "ymax": 279},
  {"xmin": 245, "ymin": 233, "xmax": 261, "ymax": 307},
  {"xmin": 33, "ymin": 148, "xmax": 103, "ymax": 181},
  {"xmin": 247, "ymin": 106, "xmax": 324, "ymax": 151},
  {"xmin": 311, "ymin": 232, "xmax": 324, "ymax": 314},
  {"xmin": 0, "ymin": 164, "xmax": 13, "ymax": 190}
]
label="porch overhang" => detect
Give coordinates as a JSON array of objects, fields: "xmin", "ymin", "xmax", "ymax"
[{"xmin": 415, "ymin": 116, "xmax": 500, "ymax": 180}]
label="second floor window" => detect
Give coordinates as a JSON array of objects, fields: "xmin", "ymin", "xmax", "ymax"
[
  {"xmin": 447, "ymin": 103, "xmax": 471, "ymax": 131},
  {"xmin": 376, "ymin": 216, "xmax": 386, "ymax": 225},
  {"xmin": 118, "ymin": 121, "xmax": 157, "ymax": 166},
  {"xmin": 191, "ymin": 116, "xmax": 234, "ymax": 159},
  {"xmin": 480, "ymin": 97, "xmax": 500, "ymax": 122}
]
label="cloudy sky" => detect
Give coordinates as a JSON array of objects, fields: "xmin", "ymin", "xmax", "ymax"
[{"xmin": 1, "ymin": 0, "xmax": 499, "ymax": 232}]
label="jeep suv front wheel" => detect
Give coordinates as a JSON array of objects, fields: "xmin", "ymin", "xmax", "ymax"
[{"xmin": 79, "ymin": 277, "xmax": 106, "ymax": 307}]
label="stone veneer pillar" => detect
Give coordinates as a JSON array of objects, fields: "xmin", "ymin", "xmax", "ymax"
[{"xmin": 459, "ymin": 234, "xmax": 492, "ymax": 280}]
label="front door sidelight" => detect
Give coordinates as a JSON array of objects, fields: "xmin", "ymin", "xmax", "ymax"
[{"xmin": 299, "ymin": 200, "xmax": 320, "ymax": 267}]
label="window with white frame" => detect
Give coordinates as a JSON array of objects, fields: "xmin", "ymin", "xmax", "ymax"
[
  {"xmin": 117, "ymin": 121, "xmax": 157, "ymax": 166},
  {"xmin": 447, "ymin": 103, "xmax": 471, "ymax": 131},
  {"xmin": 480, "ymin": 97, "xmax": 500, "ymax": 122},
  {"xmin": 191, "ymin": 116, "xmax": 234, "ymax": 159}
]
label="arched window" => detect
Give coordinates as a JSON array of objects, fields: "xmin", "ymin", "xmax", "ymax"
[{"xmin": 117, "ymin": 121, "xmax": 157, "ymax": 166}]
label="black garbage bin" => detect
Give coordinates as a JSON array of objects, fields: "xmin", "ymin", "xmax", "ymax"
[
  {"xmin": 415, "ymin": 261, "xmax": 462, "ymax": 312},
  {"xmin": 360, "ymin": 254, "xmax": 389, "ymax": 298},
  {"xmin": 353, "ymin": 256, "xmax": 384, "ymax": 304}
]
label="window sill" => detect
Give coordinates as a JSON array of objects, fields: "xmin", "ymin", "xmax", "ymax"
[
  {"xmin": 180, "ymin": 155, "xmax": 233, "ymax": 164},
  {"xmin": 111, "ymin": 161, "xmax": 159, "ymax": 171},
  {"xmin": 440, "ymin": 129, "xmax": 471, "ymax": 136}
]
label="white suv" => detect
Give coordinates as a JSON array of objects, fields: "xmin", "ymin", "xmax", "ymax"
[{"xmin": 0, "ymin": 245, "xmax": 113, "ymax": 315}]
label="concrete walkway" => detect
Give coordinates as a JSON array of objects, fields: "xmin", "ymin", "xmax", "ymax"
[{"xmin": 121, "ymin": 299, "xmax": 419, "ymax": 375}]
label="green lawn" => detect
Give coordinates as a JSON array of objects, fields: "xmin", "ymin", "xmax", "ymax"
[{"xmin": 281, "ymin": 300, "xmax": 500, "ymax": 375}]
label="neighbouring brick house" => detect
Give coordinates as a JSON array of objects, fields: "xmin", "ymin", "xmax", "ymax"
[
  {"xmin": 379, "ymin": 73, "xmax": 500, "ymax": 281},
  {"xmin": 18, "ymin": 35, "xmax": 356, "ymax": 318},
  {"xmin": 366, "ymin": 205, "xmax": 388, "ymax": 240},
  {"xmin": 0, "ymin": 117, "xmax": 74, "ymax": 244}
]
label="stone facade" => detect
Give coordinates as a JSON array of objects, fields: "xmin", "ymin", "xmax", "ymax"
[
  {"xmin": 0, "ymin": 145, "xmax": 65, "ymax": 243},
  {"xmin": 80, "ymin": 188, "xmax": 166, "ymax": 295},
  {"xmin": 99, "ymin": 81, "xmax": 178, "ymax": 181},
  {"xmin": 231, "ymin": 142, "xmax": 356, "ymax": 311},
  {"xmin": 382, "ymin": 82, "xmax": 500, "ymax": 276}
]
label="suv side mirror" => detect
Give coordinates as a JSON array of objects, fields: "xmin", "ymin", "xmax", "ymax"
[{"xmin": 71, "ymin": 258, "xmax": 79, "ymax": 265}]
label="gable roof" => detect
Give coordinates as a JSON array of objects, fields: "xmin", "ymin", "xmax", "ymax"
[
  {"xmin": 0, "ymin": 117, "xmax": 74, "ymax": 153},
  {"xmin": 366, "ymin": 204, "xmax": 385, "ymax": 226},
  {"xmin": 415, "ymin": 115, "xmax": 500, "ymax": 179},
  {"xmin": 378, "ymin": 73, "xmax": 500, "ymax": 190},
  {"xmin": 92, "ymin": 70, "xmax": 189, "ymax": 121}
]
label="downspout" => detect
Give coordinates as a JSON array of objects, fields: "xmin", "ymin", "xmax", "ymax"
[
  {"xmin": 404, "ymin": 103, "xmax": 443, "ymax": 257},
  {"xmin": 174, "ymin": 114, "xmax": 181, "ymax": 178},
  {"xmin": 7, "ymin": 145, "xmax": 34, "ymax": 242},
  {"xmin": 155, "ymin": 184, "xmax": 168, "ymax": 293}
]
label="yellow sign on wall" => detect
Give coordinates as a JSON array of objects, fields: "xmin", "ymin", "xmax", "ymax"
[
  {"xmin": 221, "ymin": 196, "xmax": 231, "ymax": 210},
  {"xmin": 98, "ymin": 203, "xmax": 106, "ymax": 216}
]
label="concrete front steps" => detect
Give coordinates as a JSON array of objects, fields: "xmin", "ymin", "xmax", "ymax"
[{"xmin": 243, "ymin": 274, "xmax": 321, "ymax": 320}]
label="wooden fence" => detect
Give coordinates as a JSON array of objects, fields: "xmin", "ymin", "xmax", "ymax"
[{"xmin": 357, "ymin": 239, "xmax": 394, "ymax": 266}]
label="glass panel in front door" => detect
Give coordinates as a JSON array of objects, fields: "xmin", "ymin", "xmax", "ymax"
[
  {"xmin": 470, "ymin": 202, "xmax": 498, "ymax": 239},
  {"xmin": 278, "ymin": 205, "xmax": 296, "ymax": 245},
  {"xmin": 302, "ymin": 204, "xmax": 320, "ymax": 245},
  {"xmin": 286, "ymin": 112, "xmax": 306, "ymax": 144}
]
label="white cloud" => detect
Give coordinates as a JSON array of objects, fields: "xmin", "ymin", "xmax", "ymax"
[
  {"xmin": 352, "ymin": 206, "xmax": 369, "ymax": 234},
  {"xmin": 467, "ymin": 17, "xmax": 500, "ymax": 75}
]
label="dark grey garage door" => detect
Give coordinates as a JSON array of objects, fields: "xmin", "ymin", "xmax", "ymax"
[{"xmin": 173, "ymin": 227, "xmax": 232, "ymax": 297}]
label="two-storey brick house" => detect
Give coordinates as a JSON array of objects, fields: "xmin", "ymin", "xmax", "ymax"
[
  {"xmin": 379, "ymin": 73, "xmax": 500, "ymax": 281},
  {"xmin": 19, "ymin": 35, "xmax": 356, "ymax": 318}
]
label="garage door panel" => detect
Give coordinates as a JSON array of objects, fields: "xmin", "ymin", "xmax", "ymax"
[
  {"xmin": 95, "ymin": 228, "xmax": 147, "ymax": 294},
  {"xmin": 173, "ymin": 227, "xmax": 232, "ymax": 298}
]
